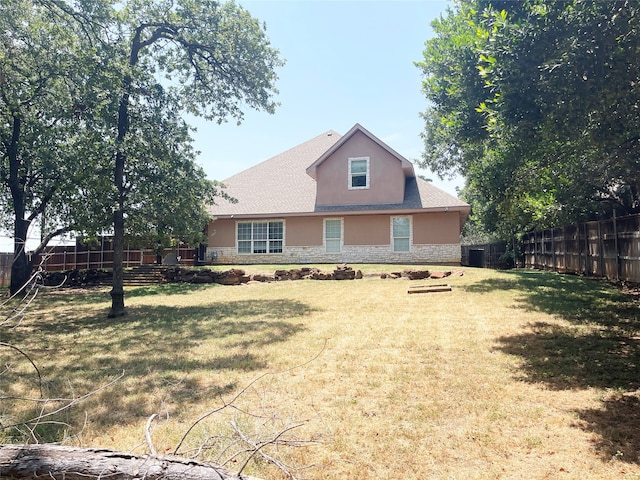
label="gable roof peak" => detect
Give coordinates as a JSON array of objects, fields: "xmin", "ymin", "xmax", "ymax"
[{"xmin": 306, "ymin": 123, "xmax": 415, "ymax": 179}]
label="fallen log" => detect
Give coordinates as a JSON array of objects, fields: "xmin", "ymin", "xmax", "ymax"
[{"xmin": 0, "ymin": 444, "xmax": 262, "ymax": 480}]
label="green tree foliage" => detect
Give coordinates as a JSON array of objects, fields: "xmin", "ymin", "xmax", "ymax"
[
  {"xmin": 418, "ymin": 0, "xmax": 640, "ymax": 238},
  {"xmin": 100, "ymin": 0, "xmax": 283, "ymax": 317},
  {"xmin": 0, "ymin": 0, "xmax": 111, "ymax": 294},
  {"xmin": 1, "ymin": 0, "xmax": 282, "ymax": 309}
]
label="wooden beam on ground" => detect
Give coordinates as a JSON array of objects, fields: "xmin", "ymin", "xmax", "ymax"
[{"xmin": 408, "ymin": 284, "xmax": 452, "ymax": 294}]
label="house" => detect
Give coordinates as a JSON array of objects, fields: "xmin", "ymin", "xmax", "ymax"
[{"xmin": 205, "ymin": 124, "xmax": 470, "ymax": 264}]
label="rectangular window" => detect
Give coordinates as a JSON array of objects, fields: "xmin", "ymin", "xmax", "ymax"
[
  {"xmin": 392, "ymin": 216, "xmax": 411, "ymax": 252},
  {"xmin": 349, "ymin": 157, "xmax": 370, "ymax": 189},
  {"xmin": 324, "ymin": 218, "xmax": 342, "ymax": 253},
  {"xmin": 237, "ymin": 221, "xmax": 284, "ymax": 254}
]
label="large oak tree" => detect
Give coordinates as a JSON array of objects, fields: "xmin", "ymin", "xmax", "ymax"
[
  {"xmin": 0, "ymin": 0, "xmax": 110, "ymax": 295},
  {"xmin": 418, "ymin": 0, "xmax": 640, "ymax": 238},
  {"xmin": 102, "ymin": 0, "xmax": 283, "ymax": 317},
  {"xmin": 1, "ymin": 0, "xmax": 283, "ymax": 312}
]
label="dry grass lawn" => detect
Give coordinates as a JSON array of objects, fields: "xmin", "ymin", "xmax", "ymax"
[{"xmin": 2, "ymin": 265, "xmax": 640, "ymax": 479}]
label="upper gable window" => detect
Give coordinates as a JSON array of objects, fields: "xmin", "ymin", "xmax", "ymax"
[{"xmin": 348, "ymin": 157, "xmax": 370, "ymax": 190}]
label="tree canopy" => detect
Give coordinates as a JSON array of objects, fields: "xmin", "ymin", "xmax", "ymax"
[
  {"xmin": 417, "ymin": 0, "xmax": 640, "ymax": 239},
  {"xmin": 0, "ymin": 0, "xmax": 283, "ymax": 306}
]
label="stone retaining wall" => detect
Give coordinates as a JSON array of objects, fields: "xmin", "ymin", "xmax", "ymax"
[{"xmin": 208, "ymin": 243, "xmax": 462, "ymax": 265}]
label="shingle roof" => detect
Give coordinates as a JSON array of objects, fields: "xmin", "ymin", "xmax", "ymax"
[{"xmin": 208, "ymin": 126, "xmax": 469, "ymax": 218}]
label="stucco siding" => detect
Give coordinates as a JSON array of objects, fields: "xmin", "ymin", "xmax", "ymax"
[
  {"xmin": 413, "ymin": 212, "xmax": 462, "ymax": 244},
  {"xmin": 285, "ymin": 217, "xmax": 323, "ymax": 246},
  {"xmin": 315, "ymin": 131, "xmax": 405, "ymax": 206},
  {"xmin": 207, "ymin": 218, "xmax": 236, "ymax": 247},
  {"xmin": 343, "ymin": 215, "xmax": 390, "ymax": 245},
  {"xmin": 207, "ymin": 212, "xmax": 462, "ymax": 254}
]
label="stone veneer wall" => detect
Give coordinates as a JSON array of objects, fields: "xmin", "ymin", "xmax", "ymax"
[{"xmin": 208, "ymin": 244, "xmax": 461, "ymax": 265}]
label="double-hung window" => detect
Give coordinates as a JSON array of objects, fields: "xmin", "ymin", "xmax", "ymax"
[
  {"xmin": 392, "ymin": 216, "xmax": 411, "ymax": 252},
  {"xmin": 324, "ymin": 218, "xmax": 342, "ymax": 253},
  {"xmin": 237, "ymin": 221, "xmax": 283, "ymax": 254},
  {"xmin": 348, "ymin": 157, "xmax": 370, "ymax": 189}
]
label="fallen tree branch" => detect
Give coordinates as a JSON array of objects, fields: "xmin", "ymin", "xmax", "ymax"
[
  {"xmin": 230, "ymin": 419, "xmax": 307, "ymax": 480},
  {"xmin": 174, "ymin": 339, "xmax": 327, "ymax": 456},
  {"xmin": 0, "ymin": 343, "xmax": 43, "ymax": 397},
  {"xmin": 145, "ymin": 413, "xmax": 158, "ymax": 455},
  {"xmin": 0, "ymin": 444, "xmax": 264, "ymax": 480},
  {"xmin": 1, "ymin": 371, "xmax": 125, "ymax": 432}
]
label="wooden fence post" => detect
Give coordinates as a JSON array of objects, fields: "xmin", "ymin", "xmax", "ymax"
[
  {"xmin": 551, "ymin": 228, "xmax": 555, "ymax": 271},
  {"xmin": 598, "ymin": 220, "xmax": 604, "ymax": 278},
  {"xmin": 564, "ymin": 226, "xmax": 568, "ymax": 273},
  {"xmin": 613, "ymin": 211, "xmax": 620, "ymax": 281},
  {"xmin": 576, "ymin": 223, "xmax": 581, "ymax": 275}
]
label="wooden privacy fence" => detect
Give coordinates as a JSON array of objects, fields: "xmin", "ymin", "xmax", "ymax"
[
  {"xmin": 522, "ymin": 213, "xmax": 640, "ymax": 283},
  {"xmin": 0, "ymin": 253, "xmax": 12, "ymax": 287},
  {"xmin": 33, "ymin": 241, "xmax": 198, "ymax": 272}
]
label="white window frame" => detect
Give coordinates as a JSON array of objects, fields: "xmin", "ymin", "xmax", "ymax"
[
  {"xmin": 236, "ymin": 220, "xmax": 284, "ymax": 254},
  {"xmin": 391, "ymin": 216, "xmax": 412, "ymax": 253},
  {"xmin": 348, "ymin": 156, "xmax": 370, "ymax": 190},
  {"xmin": 324, "ymin": 218, "xmax": 343, "ymax": 253}
]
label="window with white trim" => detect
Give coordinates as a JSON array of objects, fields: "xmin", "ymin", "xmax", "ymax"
[
  {"xmin": 237, "ymin": 221, "xmax": 283, "ymax": 254},
  {"xmin": 324, "ymin": 218, "xmax": 342, "ymax": 253},
  {"xmin": 392, "ymin": 216, "xmax": 411, "ymax": 252},
  {"xmin": 348, "ymin": 157, "xmax": 370, "ymax": 189}
]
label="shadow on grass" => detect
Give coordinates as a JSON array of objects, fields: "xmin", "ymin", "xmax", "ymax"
[
  {"xmin": 32, "ymin": 283, "xmax": 219, "ymax": 308},
  {"xmin": 124, "ymin": 283, "xmax": 217, "ymax": 298},
  {"xmin": 494, "ymin": 322, "xmax": 640, "ymax": 390},
  {"xmin": 464, "ymin": 269, "xmax": 640, "ymax": 465},
  {"xmin": 2, "ymin": 298, "xmax": 314, "ymax": 440},
  {"xmin": 462, "ymin": 270, "xmax": 640, "ymax": 390},
  {"xmin": 574, "ymin": 393, "xmax": 640, "ymax": 464}
]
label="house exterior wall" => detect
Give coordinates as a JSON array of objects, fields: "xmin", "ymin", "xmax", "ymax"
[
  {"xmin": 206, "ymin": 218, "xmax": 236, "ymax": 247},
  {"xmin": 315, "ymin": 131, "xmax": 406, "ymax": 206},
  {"xmin": 285, "ymin": 217, "xmax": 323, "ymax": 246},
  {"xmin": 413, "ymin": 212, "xmax": 461, "ymax": 244},
  {"xmin": 205, "ymin": 212, "xmax": 462, "ymax": 265},
  {"xmin": 343, "ymin": 215, "xmax": 389, "ymax": 244}
]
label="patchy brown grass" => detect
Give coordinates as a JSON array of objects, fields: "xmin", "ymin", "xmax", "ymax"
[{"xmin": 2, "ymin": 266, "xmax": 640, "ymax": 479}]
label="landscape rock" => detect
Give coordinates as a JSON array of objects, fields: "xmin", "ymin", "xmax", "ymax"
[
  {"xmin": 403, "ymin": 269, "xmax": 431, "ymax": 280},
  {"xmin": 333, "ymin": 264, "xmax": 356, "ymax": 280},
  {"xmin": 251, "ymin": 273, "xmax": 275, "ymax": 282},
  {"xmin": 429, "ymin": 271, "xmax": 452, "ymax": 279}
]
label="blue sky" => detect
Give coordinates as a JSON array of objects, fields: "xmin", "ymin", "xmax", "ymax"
[{"xmin": 190, "ymin": 0, "xmax": 462, "ymax": 195}]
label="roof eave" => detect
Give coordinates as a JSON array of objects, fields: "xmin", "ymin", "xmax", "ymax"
[{"xmin": 212, "ymin": 205, "xmax": 470, "ymax": 220}]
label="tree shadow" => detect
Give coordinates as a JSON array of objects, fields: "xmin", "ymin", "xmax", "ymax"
[
  {"xmin": 574, "ymin": 393, "xmax": 640, "ymax": 464},
  {"xmin": 2, "ymin": 298, "xmax": 314, "ymax": 439},
  {"xmin": 464, "ymin": 270, "xmax": 639, "ymax": 331},
  {"xmin": 124, "ymin": 283, "xmax": 217, "ymax": 298},
  {"xmin": 466, "ymin": 270, "xmax": 640, "ymax": 465},
  {"xmin": 467, "ymin": 270, "xmax": 640, "ymax": 391},
  {"xmin": 30, "ymin": 283, "xmax": 219, "ymax": 309},
  {"xmin": 494, "ymin": 322, "xmax": 640, "ymax": 391}
]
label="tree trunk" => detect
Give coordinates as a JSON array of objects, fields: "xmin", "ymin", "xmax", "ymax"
[
  {"xmin": 0, "ymin": 444, "xmax": 263, "ymax": 480},
  {"xmin": 7, "ymin": 114, "xmax": 33, "ymax": 296},
  {"xmin": 108, "ymin": 45, "xmax": 133, "ymax": 317},
  {"xmin": 109, "ymin": 209, "xmax": 126, "ymax": 318},
  {"xmin": 10, "ymin": 218, "xmax": 33, "ymax": 296}
]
